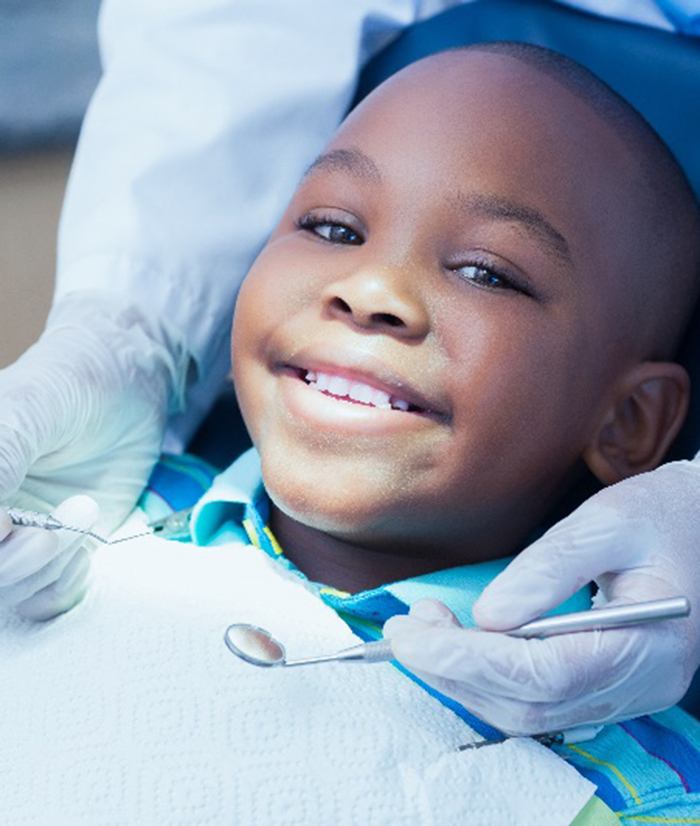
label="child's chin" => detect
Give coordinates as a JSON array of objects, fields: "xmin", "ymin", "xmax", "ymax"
[
  {"xmin": 259, "ymin": 446, "xmax": 419, "ymax": 532},
  {"xmin": 265, "ymin": 475, "xmax": 392, "ymax": 536},
  {"xmin": 270, "ymin": 487, "xmax": 375, "ymax": 532}
]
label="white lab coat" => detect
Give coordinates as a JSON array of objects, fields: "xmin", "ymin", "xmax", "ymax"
[{"xmin": 55, "ymin": 0, "xmax": 700, "ymax": 445}]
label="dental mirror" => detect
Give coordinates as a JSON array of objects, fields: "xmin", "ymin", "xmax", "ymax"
[
  {"xmin": 224, "ymin": 623, "xmax": 287, "ymax": 667},
  {"xmin": 224, "ymin": 623, "xmax": 394, "ymax": 667},
  {"xmin": 224, "ymin": 597, "xmax": 690, "ymax": 669}
]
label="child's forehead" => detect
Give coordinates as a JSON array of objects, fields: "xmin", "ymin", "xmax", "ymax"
[
  {"xmin": 338, "ymin": 50, "xmax": 614, "ymax": 167},
  {"xmin": 320, "ymin": 51, "xmax": 631, "ymax": 242}
]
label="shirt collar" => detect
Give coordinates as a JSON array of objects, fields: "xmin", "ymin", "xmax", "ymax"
[{"xmin": 190, "ymin": 447, "xmax": 267, "ymax": 546}]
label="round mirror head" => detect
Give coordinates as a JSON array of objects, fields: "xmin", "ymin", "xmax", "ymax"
[{"xmin": 224, "ymin": 623, "xmax": 286, "ymax": 667}]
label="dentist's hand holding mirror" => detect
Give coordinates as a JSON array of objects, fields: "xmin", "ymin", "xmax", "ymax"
[{"xmin": 385, "ymin": 463, "xmax": 700, "ymax": 734}]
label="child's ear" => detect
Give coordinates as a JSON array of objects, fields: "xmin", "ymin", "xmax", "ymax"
[{"xmin": 583, "ymin": 362, "xmax": 690, "ymax": 485}]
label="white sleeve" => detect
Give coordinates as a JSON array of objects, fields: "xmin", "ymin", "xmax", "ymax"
[{"xmin": 56, "ymin": 0, "xmax": 460, "ymax": 442}]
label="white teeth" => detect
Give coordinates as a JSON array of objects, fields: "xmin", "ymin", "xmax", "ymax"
[
  {"xmin": 304, "ymin": 369, "xmax": 413, "ymax": 412},
  {"xmin": 327, "ymin": 375, "xmax": 351, "ymax": 396},
  {"xmin": 349, "ymin": 382, "xmax": 374, "ymax": 404},
  {"xmin": 371, "ymin": 389, "xmax": 391, "ymax": 409}
]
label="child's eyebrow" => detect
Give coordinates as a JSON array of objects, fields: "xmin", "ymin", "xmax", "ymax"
[
  {"xmin": 303, "ymin": 148, "xmax": 382, "ymax": 184},
  {"xmin": 303, "ymin": 150, "xmax": 572, "ymax": 266},
  {"xmin": 454, "ymin": 192, "xmax": 572, "ymax": 266}
]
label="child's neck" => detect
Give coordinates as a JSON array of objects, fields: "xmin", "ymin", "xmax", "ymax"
[{"xmin": 269, "ymin": 505, "xmax": 463, "ymax": 593}]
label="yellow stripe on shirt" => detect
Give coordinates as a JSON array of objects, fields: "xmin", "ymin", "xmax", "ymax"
[{"xmin": 567, "ymin": 744, "xmax": 642, "ymax": 807}]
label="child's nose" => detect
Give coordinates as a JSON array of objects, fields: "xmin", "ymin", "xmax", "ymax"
[{"xmin": 321, "ymin": 266, "xmax": 430, "ymax": 339}]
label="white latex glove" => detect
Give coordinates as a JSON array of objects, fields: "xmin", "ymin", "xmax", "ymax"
[
  {"xmin": 384, "ymin": 460, "xmax": 700, "ymax": 735},
  {"xmin": 0, "ymin": 291, "xmax": 182, "ymax": 618},
  {"xmin": 0, "ymin": 495, "xmax": 100, "ymax": 621}
]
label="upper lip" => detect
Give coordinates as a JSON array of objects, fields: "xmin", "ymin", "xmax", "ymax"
[{"xmin": 280, "ymin": 344, "xmax": 450, "ymax": 420}]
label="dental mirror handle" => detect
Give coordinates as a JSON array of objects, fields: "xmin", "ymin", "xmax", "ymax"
[
  {"xmin": 303, "ymin": 596, "xmax": 690, "ymax": 667},
  {"xmin": 284, "ymin": 638, "xmax": 394, "ymax": 667},
  {"xmin": 507, "ymin": 596, "xmax": 690, "ymax": 638}
]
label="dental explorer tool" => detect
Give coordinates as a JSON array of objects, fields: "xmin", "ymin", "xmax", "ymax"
[
  {"xmin": 6, "ymin": 507, "xmax": 152, "ymax": 545},
  {"xmin": 457, "ymin": 724, "xmax": 606, "ymax": 751},
  {"xmin": 223, "ymin": 595, "xmax": 690, "ymax": 669}
]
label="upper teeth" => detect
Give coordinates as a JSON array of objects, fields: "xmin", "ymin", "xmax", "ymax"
[{"xmin": 305, "ymin": 370, "xmax": 411, "ymax": 411}]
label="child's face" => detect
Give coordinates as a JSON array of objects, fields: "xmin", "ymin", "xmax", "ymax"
[{"xmin": 232, "ymin": 52, "xmax": 648, "ymax": 562}]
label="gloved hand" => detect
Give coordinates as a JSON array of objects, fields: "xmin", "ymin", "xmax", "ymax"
[
  {"xmin": 0, "ymin": 290, "xmax": 184, "ymax": 619},
  {"xmin": 384, "ymin": 460, "xmax": 700, "ymax": 735},
  {"xmin": 0, "ymin": 495, "xmax": 99, "ymax": 621}
]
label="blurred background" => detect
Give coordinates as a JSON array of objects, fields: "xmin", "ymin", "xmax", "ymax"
[{"xmin": 0, "ymin": 0, "xmax": 100, "ymax": 367}]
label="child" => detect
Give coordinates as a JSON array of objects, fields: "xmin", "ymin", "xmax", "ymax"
[
  {"xmin": 193, "ymin": 41, "xmax": 700, "ymax": 822},
  {"xmin": 3, "ymin": 43, "xmax": 700, "ymax": 825}
]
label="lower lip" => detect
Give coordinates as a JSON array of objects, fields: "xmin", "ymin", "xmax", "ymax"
[{"xmin": 278, "ymin": 373, "xmax": 439, "ymax": 436}]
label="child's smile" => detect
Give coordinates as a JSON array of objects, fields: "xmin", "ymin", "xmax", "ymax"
[
  {"xmin": 299, "ymin": 369, "xmax": 417, "ymax": 414},
  {"xmin": 276, "ymin": 344, "xmax": 450, "ymax": 437}
]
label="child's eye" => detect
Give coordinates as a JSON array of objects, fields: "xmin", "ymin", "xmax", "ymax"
[
  {"xmin": 298, "ymin": 214, "xmax": 364, "ymax": 246},
  {"xmin": 453, "ymin": 260, "xmax": 528, "ymax": 295},
  {"xmin": 457, "ymin": 264, "xmax": 508, "ymax": 289}
]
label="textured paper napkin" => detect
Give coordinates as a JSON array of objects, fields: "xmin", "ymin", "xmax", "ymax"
[{"xmin": 0, "ymin": 519, "xmax": 594, "ymax": 825}]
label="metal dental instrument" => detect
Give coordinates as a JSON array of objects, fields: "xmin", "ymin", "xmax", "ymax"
[
  {"xmin": 224, "ymin": 623, "xmax": 395, "ymax": 667},
  {"xmin": 7, "ymin": 507, "xmax": 152, "ymax": 545},
  {"xmin": 458, "ymin": 724, "xmax": 605, "ymax": 752},
  {"xmin": 147, "ymin": 508, "xmax": 195, "ymax": 541},
  {"xmin": 223, "ymin": 596, "xmax": 690, "ymax": 669}
]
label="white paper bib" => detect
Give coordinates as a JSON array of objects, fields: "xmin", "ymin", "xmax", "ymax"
[{"xmin": 0, "ymin": 518, "xmax": 593, "ymax": 825}]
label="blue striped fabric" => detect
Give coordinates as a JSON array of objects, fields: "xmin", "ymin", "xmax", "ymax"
[
  {"xmin": 620, "ymin": 716, "xmax": 700, "ymax": 793},
  {"xmin": 572, "ymin": 766, "xmax": 626, "ymax": 814},
  {"xmin": 141, "ymin": 453, "xmax": 218, "ymax": 517},
  {"xmin": 140, "ymin": 453, "xmax": 700, "ymax": 822}
]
